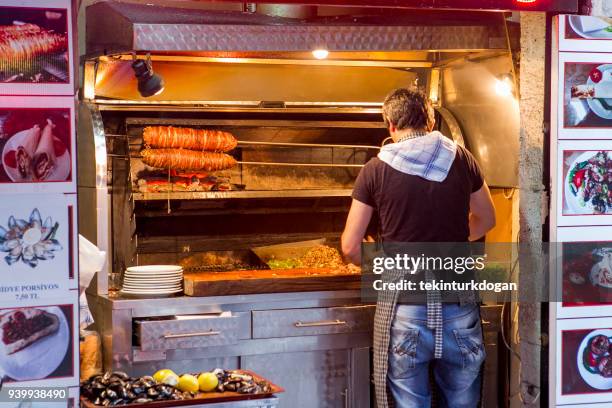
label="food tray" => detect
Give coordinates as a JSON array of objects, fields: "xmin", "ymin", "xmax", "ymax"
[{"xmin": 81, "ymin": 370, "xmax": 283, "ymax": 407}]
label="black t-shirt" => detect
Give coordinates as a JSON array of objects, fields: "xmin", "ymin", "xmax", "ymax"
[{"xmin": 352, "ymin": 145, "xmax": 484, "ymax": 243}]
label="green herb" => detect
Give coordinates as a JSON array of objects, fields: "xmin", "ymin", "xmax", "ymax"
[
  {"xmin": 267, "ymin": 258, "xmax": 303, "ymax": 269},
  {"xmin": 605, "ymin": 26, "xmax": 612, "ymax": 32}
]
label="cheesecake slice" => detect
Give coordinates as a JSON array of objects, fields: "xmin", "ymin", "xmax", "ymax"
[{"xmin": 1, "ymin": 309, "xmax": 59, "ymax": 354}]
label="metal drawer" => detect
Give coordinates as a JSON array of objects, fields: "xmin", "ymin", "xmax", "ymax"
[
  {"xmin": 252, "ymin": 305, "xmax": 375, "ymax": 338},
  {"xmin": 135, "ymin": 313, "xmax": 241, "ymax": 351}
]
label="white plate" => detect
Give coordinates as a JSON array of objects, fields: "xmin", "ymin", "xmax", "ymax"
[
  {"xmin": 126, "ymin": 265, "xmax": 182, "ymax": 274},
  {"xmin": 0, "ymin": 306, "xmax": 69, "ymax": 381},
  {"xmin": 564, "ymin": 151, "xmax": 612, "ymax": 215},
  {"xmin": 123, "ymin": 278, "xmax": 182, "ymax": 283},
  {"xmin": 124, "ymin": 274, "xmax": 182, "ymax": 279},
  {"xmin": 123, "ymin": 286, "xmax": 182, "ymax": 291},
  {"xmin": 123, "ymin": 283, "xmax": 183, "ymax": 290},
  {"xmin": 569, "ymin": 16, "xmax": 612, "ymax": 40},
  {"xmin": 586, "ymin": 64, "xmax": 612, "ymax": 120},
  {"xmin": 1, "ymin": 128, "xmax": 71, "ymax": 182},
  {"xmin": 577, "ymin": 329, "xmax": 612, "ymax": 390},
  {"xmin": 124, "ymin": 272, "xmax": 182, "ymax": 278},
  {"xmin": 120, "ymin": 287, "xmax": 183, "ymax": 294}
]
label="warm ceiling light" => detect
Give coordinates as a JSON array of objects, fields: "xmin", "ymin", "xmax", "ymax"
[
  {"xmin": 131, "ymin": 54, "xmax": 165, "ymax": 97},
  {"xmin": 495, "ymin": 74, "xmax": 514, "ymax": 97},
  {"xmin": 312, "ymin": 49, "xmax": 329, "ymax": 60}
]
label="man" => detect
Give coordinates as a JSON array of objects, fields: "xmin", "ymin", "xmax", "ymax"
[{"xmin": 341, "ymin": 88, "xmax": 496, "ymax": 408}]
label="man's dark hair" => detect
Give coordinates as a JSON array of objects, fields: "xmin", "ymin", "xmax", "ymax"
[{"xmin": 382, "ymin": 88, "xmax": 434, "ymax": 131}]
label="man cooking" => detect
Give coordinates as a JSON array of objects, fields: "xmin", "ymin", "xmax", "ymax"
[{"xmin": 341, "ymin": 88, "xmax": 496, "ymax": 408}]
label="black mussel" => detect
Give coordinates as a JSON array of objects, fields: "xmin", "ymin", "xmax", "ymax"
[
  {"xmin": 92, "ymin": 382, "xmax": 106, "ymax": 392},
  {"xmin": 104, "ymin": 389, "xmax": 118, "ymax": 400},
  {"xmin": 109, "ymin": 399, "xmax": 126, "ymax": 406},
  {"xmin": 133, "ymin": 397, "xmax": 153, "ymax": 403},
  {"xmin": 88, "ymin": 374, "xmax": 104, "ymax": 383},
  {"xmin": 131, "ymin": 385, "xmax": 144, "ymax": 395},
  {"xmin": 112, "ymin": 371, "xmax": 130, "ymax": 380},
  {"xmin": 155, "ymin": 385, "xmax": 172, "ymax": 398},
  {"xmin": 102, "ymin": 398, "xmax": 112, "ymax": 407},
  {"xmin": 102, "ymin": 372, "xmax": 112, "ymax": 382},
  {"xmin": 225, "ymin": 383, "xmax": 237, "ymax": 391},
  {"xmin": 216, "ymin": 383, "xmax": 225, "ymax": 392},
  {"xmin": 94, "ymin": 397, "xmax": 103, "ymax": 405},
  {"xmin": 147, "ymin": 388, "xmax": 159, "ymax": 398},
  {"xmin": 125, "ymin": 391, "xmax": 137, "ymax": 400}
]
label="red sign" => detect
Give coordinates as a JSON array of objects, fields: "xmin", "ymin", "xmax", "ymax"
[{"xmin": 212, "ymin": 0, "xmax": 577, "ymax": 12}]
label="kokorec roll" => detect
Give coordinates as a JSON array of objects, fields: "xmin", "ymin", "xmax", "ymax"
[
  {"xmin": 143, "ymin": 126, "xmax": 237, "ymax": 152},
  {"xmin": 141, "ymin": 149, "xmax": 237, "ymax": 171}
]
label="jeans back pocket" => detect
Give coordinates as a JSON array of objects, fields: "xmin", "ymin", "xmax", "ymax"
[
  {"xmin": 388, "ymin": 327, "xmax": 419, "ymax": 378},
  {"xmin": 452, "ymin": 322, "xmax": 486, "ymax": 371}
]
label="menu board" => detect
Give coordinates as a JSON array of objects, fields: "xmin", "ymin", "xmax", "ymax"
[
  {"xmin": 0, "ymin": 96, "xmax": 76, "ymax": 194},
  {"xmin": 551, "ymin": 15, "xmax": 612, "ymax": 407},
  {"xmin": 0, "ymin": 0, "xmax": 75, "ymax": 95},
  {"xmin": 560, "ymin": 16, "xmax": 612, "ymax": 53},
  {"xmin": 0, "ymin": 0, "xmax": 79, "ymax": 401},
  {"xmin": 556, "ymin": 318, "xmax": 612, "ymax": 405}
]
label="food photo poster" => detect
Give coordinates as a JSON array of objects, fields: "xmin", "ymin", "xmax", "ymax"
[
  {"xmin": 560, "ymin": 16, "xmax": 612, "ymax": 53},
  {"xmin": 556, "ymin": 227, "xmax": 612, "ymax": 318},
  {"xmin": 557, "ymin": 317, "xmax": 612, "ymax": 405},
  {"xmin": 555, "ymin": 140, "xmax": 612, "ymax": 226},
  {"xmin": 0, "ymin": 193, "xmax": 77, "ymax": 300},
  {"xmin": 0, "ymin": 96, "xmax": 75, "ymax": 194},
  {"xmin": 0, "ymin": 300, "xmax": 78, "ymax": 387},
  {"xmin": 0, "ymin": 0, "xmax": 75, "ymax": 95},
  {"xmin": 558, "ymin": 53, "xmax": 612, "ymax": 138}
]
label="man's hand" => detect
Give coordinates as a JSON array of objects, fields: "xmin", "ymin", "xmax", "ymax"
[
  {"xmin": 469, "ymin": 181, "xmax": 496, "ymax": 241},
  {"xmin": 341, "ymin": 199, "xmax": 374, "ymax": 265}
]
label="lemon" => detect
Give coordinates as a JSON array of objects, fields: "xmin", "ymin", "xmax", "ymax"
[
  {"xmin": 153, "ymin": 369, "xmax": 177, "ymax": 384},
  {"xmin": 160, "ymin": 372, "xmax": 179, "ymax": 386},
  {"xmin": 177, "ymin": 374, "xmax": 199, "ymax": 393},
  {"xmin": 198, "ymin": 372, "xmax": 219, "ymax": 392}
]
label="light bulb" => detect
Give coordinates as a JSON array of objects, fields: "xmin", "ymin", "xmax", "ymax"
[{"xmin": 312, "ymin": 49, "xmax": 329, "ymax": 60}]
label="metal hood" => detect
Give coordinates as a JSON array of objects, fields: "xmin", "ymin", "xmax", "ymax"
[{"xmin": 86, "ymin": 2, "xmax": 514, "ymax": 56}]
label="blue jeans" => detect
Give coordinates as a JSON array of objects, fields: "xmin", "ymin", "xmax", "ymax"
[{"xmin": 387, "ymin": 304, "xmax": 485, "ymax": 408}]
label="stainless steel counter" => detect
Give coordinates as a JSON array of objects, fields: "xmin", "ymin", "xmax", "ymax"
[{"xmin": 87, "ymin": 289, "xmax": 373, "ymax": 408}]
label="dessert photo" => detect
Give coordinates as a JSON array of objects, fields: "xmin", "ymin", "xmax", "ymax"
[{"xmin": 0, "ymin": 304, "xmax": 72, "ymax": 383}]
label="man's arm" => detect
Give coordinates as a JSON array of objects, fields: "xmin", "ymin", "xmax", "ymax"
[
  {"xmin": 469, "ymin": 181, "xmax": 496, "ymax": 241},
  {"xmin": 341, "ymin": 199, "xmax": 374, "ymax": 265}
]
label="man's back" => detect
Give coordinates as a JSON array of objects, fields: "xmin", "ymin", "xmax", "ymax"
[{"xmin": 352, "ymin": 144, "xmax": 483, "ymax": 242}]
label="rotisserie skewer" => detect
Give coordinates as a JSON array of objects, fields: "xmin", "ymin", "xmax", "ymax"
[
  {"xmin": 143, "ymin": 126, "xmax": 237, "ymax": 152},
  {"xmin": 141, "ymin": 148, "xmax": 237, "ymax": 171}
]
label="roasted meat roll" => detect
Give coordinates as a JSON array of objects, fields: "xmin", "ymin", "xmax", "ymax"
[
  {"xmin": 143, "ymin": 126, "xmax": 238, "ymax": 152},
  {"xmin": 0, "ymin": 24, "xmax": 67, "ymax": 62},
  {"xmin": 141, "ymin": 149, "xmax": 237, "ymax": 171}
]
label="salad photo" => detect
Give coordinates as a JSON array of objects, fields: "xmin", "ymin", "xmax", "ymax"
[{"xmin": 564, "ymin": 150, "xmax": 612, "ymax": 215}]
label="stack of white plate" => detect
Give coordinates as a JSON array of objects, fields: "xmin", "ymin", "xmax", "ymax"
[{"xmin": 120, "ymin": 265, "xmax": 183, "ymax": 297}]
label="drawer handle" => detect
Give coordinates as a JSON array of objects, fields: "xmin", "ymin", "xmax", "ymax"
[
  {"xmin": 294, "ymin": 319, "xmax": 347, "ymax": 328},
  {"xmin": 163, "ymin": 330, "xmax": 221, "ymax": 339}
]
